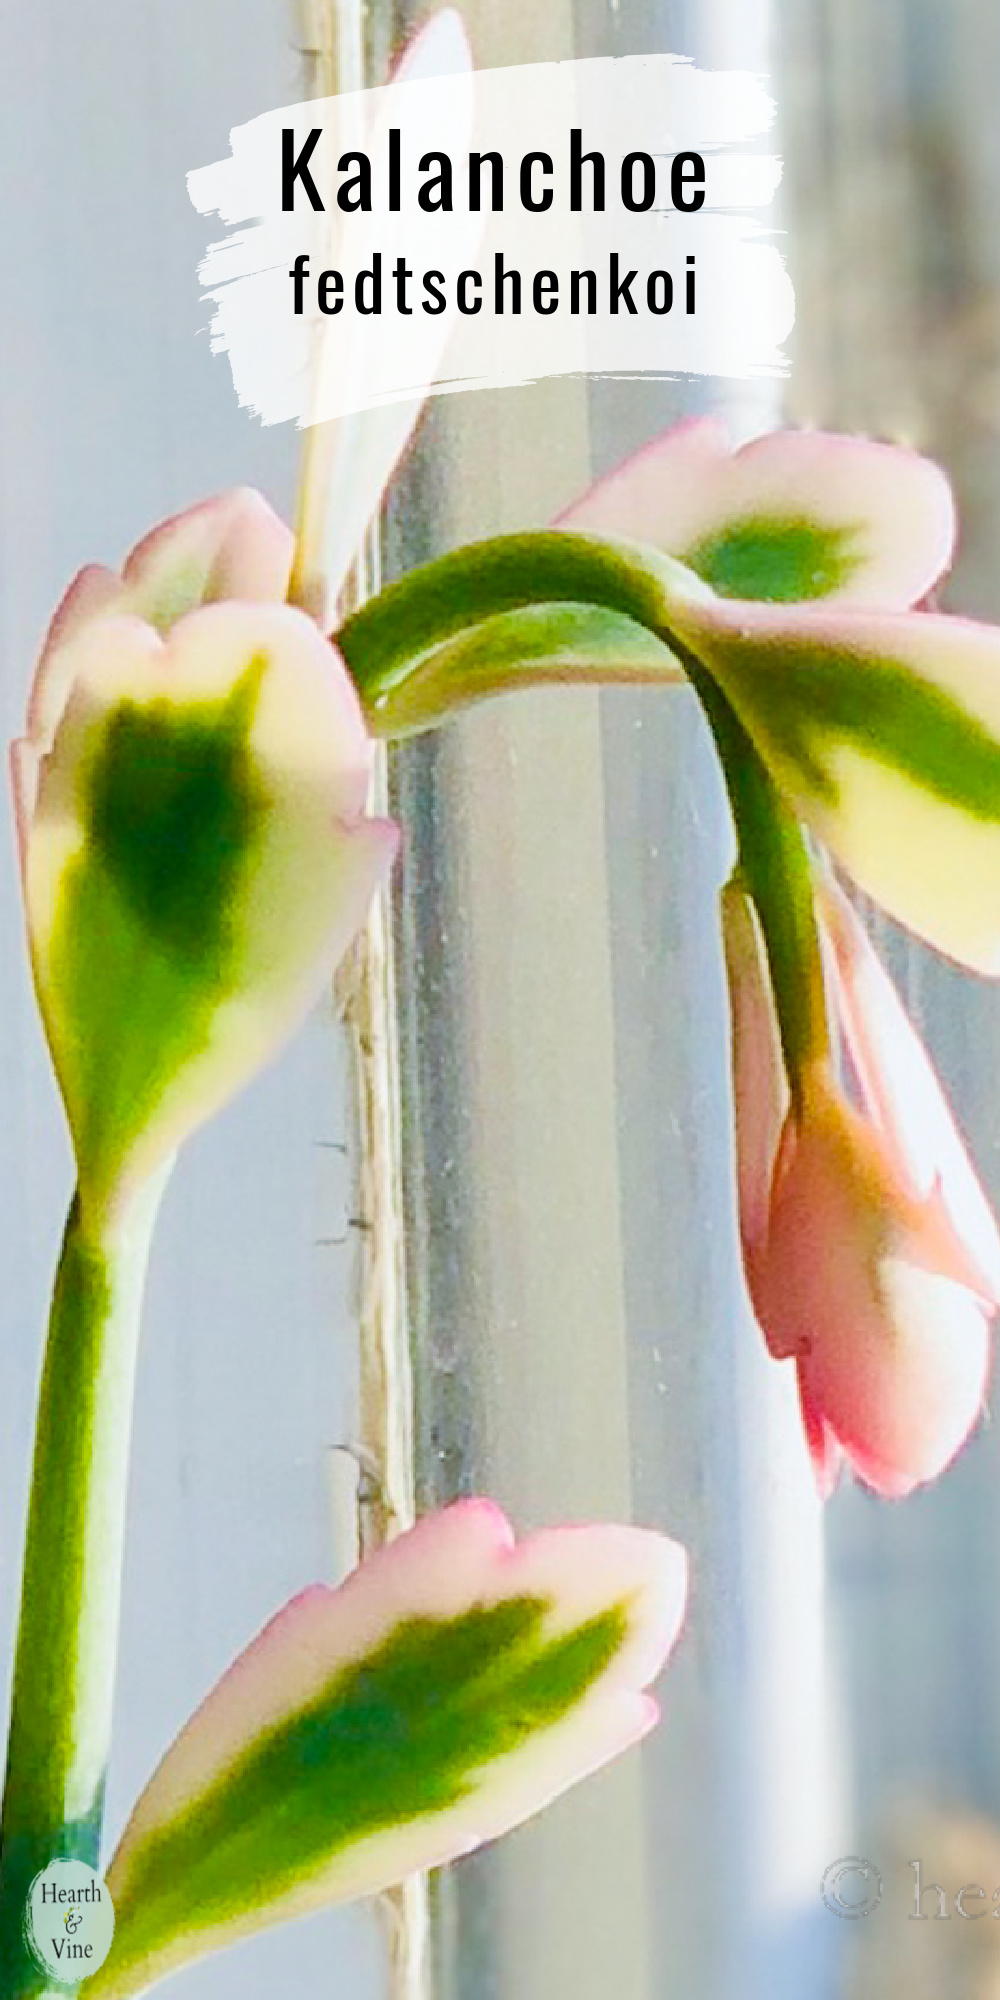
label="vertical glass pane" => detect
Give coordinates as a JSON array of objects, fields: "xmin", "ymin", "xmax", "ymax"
[
  {"xmin": 389, "ymin": 4, "xmax": 830, "ymax": 1997},
  {"xmin": 390, "ymin": 4, "xmax": 1000, "ymax": 1999}
]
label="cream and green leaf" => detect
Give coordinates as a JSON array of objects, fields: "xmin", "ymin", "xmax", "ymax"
[
  {"xmin": 357, "ymin": 598, "xmax": 681, "ymax": 737},
  {"xmin": 44, "ymin": 664, "xmax": 267, "ymax": 1211},
  {"xmin": 556, "ymin": 417, "xmax": 955, "ymax": 609},
  {"xmin": 18, "ymin": 600, "xmax": 396, "ymax": 1224},
  {"xmin": 88, "ymin": 1503, "xmax": 686, "ymax": 1999},
  {"xmin": 658, "ymin": 593, "xmax": 1000, "ymax": 974}
]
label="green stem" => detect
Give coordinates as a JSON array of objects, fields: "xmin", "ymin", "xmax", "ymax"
[
  {"xmin": 0, "ymin": 1178, "xmax": 164, "ymax": 1997},
  {"xmin": 677, "ymin": 645, "xmax": 831, "ymax": 1098},
  {"xmin": 338, "ymin": 527, "xmax": 830, "ymax": 1094}
]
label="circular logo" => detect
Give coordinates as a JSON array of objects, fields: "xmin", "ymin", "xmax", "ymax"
[
  {"xmin": 24, "ymin": 1860, "xmax": 115, "ymax": 1987},
  {"xmin": 820, "ymin": 1856, "xmax": 883, "ymax": 1920}
]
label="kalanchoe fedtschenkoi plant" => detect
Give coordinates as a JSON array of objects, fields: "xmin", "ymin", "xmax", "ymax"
[
  {"xmin": 8, "ymin": 53, "xmax": 1000, "ymax": 1981},
  {"xmin": 332, "ymin": 414, "xmax": 1000, "ymax": 1496},
  {"xmin": 85, "ymin": 1502, "xmax": 686, "ymax": 1999}
]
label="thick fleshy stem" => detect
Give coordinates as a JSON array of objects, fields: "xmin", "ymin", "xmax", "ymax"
[
  {"xmin": 338, "ymin": 528, "xmax": 830, "ymax": 1097},
  {"xmin": 677, "ymin": 645, "xmax": 831, "ymax": 1100},
  {"xmin": 0, "ymin": 1178, "xmax": 164, "ymax": 1997}
]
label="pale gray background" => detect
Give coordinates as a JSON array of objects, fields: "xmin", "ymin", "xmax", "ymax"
[{"xmin": 0, "ymin": 1, "xmax": 384, "ymax": 1993}]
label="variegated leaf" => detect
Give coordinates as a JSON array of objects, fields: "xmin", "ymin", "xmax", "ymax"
[
  {"xmin": 89, "ymin": 1502, "xmax": 686, "ymax": 1999},
  {"xmin": 15, "ymin": 601, "xmax": 395, "ymax": 1223}
]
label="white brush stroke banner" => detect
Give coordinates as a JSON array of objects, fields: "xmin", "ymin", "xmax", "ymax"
[{"xmin": 187, "ymin": 37, "xmax": 793, "ymax": 428}]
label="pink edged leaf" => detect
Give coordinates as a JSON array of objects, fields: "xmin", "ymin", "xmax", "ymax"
[
  {"xmin": 746, "ymin": 1061, "xmax": 993, "ymax": 1499},
  {"xmin": 817, "ymin": 876, "xmax": 1000, "ymax": 1305},
  {"xmin": 89, "ymin": 1501, "xmax": 687, "ymax": 1999},
  {"xmin": 719, "ymin": 876, "xmax": 789, "ymax": 1256},
  {"xmin": 29, "ymin": 494, "xmax": 324, "ymax": 762},
  {"xmin": 30, "ymin": 491, "xmax": 295, "ymax": 744},
  {"xmin": 660, "ymin": 588, "xmax": 1000, "ymax": 974},
  {"xmin": 799, "ymin": 1246, "xmax": 992, "ymax": 1500},
  {"xmin": 28, "ymin": 566, "xmax": 127, "ymax": 744},
  {"xmin": 120, "ymin": 487, "xmax": 295, "ymax": 628},
  {"xmin": 796, "ymin": 1377, "xmax": 844, "ymax": 1500},
  {"xmin": 558, "ymin": 418, "xmax": 955, "ymax": 609},
  {"xmin": 16, "ymin": 599, "xmax": 396, "ymax": 1224}
]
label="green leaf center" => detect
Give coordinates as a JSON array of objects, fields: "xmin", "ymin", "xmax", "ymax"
[
  {"xmin": 45, "ymin": 657, "xmax": 269, "ymax": 1205},
  {"xmin": 85, "ymin": 658, "xmax": 267, "ymax": 967},
  {"xmin": 684, "ymin": 515, "xmax": 860, "ymax": 602}
]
